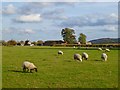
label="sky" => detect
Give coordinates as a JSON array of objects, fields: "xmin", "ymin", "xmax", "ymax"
[{"xmin": 1, "ymin": 1, "xmax": 119, "ymax": 41}]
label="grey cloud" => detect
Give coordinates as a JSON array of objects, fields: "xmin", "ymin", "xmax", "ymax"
[
  {"xmin": 59, "ymin": 13, "xmax": 118, "ymax": 27},
  {"xmin": 19, "ymin": 2, "xmax": 75, "ymax": 14},
  {"xmin": 42, "ymin": 9, "xmax": 64, "ymax": 16},
  {"xmin": 41, "ymin": 8, "xmax": 67, "ymax": 20},
  {"xmin": 102, "ymin": 25, "xmax": 117, "ymax": 32},
  {"xmin": 30, "ymin": 2, "xmax": 75, "ymax": 7},
  {"xmin": 2, "ymin": 4, "xmax": 16, "ymax": 15},
  {"xmin": 2, "ymin": 27, "xmax": 14, "ymax": 33},
  {"xmin": 3, "ymin": 27, "xmax": 36, "ymax": 34}
]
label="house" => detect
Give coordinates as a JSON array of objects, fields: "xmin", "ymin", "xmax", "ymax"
[{"xmin": 86, "ymin": 42, "xmax": 92, "ymax": 45}]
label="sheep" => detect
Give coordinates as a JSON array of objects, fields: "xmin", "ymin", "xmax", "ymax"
[
  {"xmin": 22, "ymin": 61, "xmax": 37, "ymax": 73},
  {"xmin": 73, "ymin": 46, "xmax": 76, "ymax": 48},
  {"xmin": 98, "ymin": 48, "xmax": 102, "ymax": 51},
  {"xmin": 74, "ymin": 54, "xmax": 82, "ymax": 62},
  {"xmin": 58, "ymin": 50, "xmax": 63, "ymax": 55},
  {"xmin": 101, "ymin": 53, "xmax": 108, "ymax": 61},
  {"xmin": 82, "ymin": 52, "xmax": 88, "ymax": 60},
  {"xmin": 105, "ymin": 48, "xmax": 110, "ymax": 52}
]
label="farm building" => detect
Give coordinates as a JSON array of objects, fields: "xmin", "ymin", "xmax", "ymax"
[
  {"xmin": 43, "ymin": 40, "xmax": 65, "ymax": 46},
  {"xmin": 24, "ymin": 40, "xmax": 32, "ymax": 46}
]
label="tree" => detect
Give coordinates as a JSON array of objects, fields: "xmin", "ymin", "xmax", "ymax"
[
  {"xmin": 61, "ymin": 28, "xmax": 77, "ymax": 44},
  {"xmin": 31, "ymin": 41, "xmax": 37, "ymax": 46},
  {"xmin": 0, "ymin": 40, "xmax": 7, "ymax": 46},
  {"xmin": 78, "ymin": 33, "xmax": 87, "ymax": 44},
  {"xmin": 7, "ymin": 40, "xmax": 17, "ymax": 46},
  {"xmin": 37, "ymin": 40, "xmax": 44, "ymax": 46},
  {"xmin": 17, "ymin": 41, "xmax": 25, "ymax": 46}
]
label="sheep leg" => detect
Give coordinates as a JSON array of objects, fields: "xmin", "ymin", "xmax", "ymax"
[
  {"xmin": 77, "ymin": 60, "xmax": 80, "ymax": 62},
  {"xmin": 30, "ymin": 69, "xmax": 33, "ymax": 73},
  {"xmin": 34, "ymin": 68, "xmax": 37, "ymax": 72},
  {"xmin": 26, "ymin": 68, "xmax": 29, "ymax": 72},
  {"xmin": 82, "ymin": 56, "xmax": 84, "ymax": 60},
  {"xmin": 101, "ymin": 57, "xmax": 104, "ymax": 61},
  {"xmin": 23, "ymin": 66, "xmax": 26, "ymax": 72}
]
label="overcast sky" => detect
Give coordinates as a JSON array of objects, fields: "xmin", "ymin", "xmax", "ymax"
[{"xmin": 1, "ymin": 1, "xmax": 118, "ymax": 41}]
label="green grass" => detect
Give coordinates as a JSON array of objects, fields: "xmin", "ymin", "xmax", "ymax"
[{"xmin": 2, "ymin": 46, "xmax": 118, "ymax": 88}]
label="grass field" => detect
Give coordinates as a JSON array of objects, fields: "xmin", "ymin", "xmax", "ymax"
[{"xmin": 2, "ymin": 46, "xmax": 118, "ymax": 88}]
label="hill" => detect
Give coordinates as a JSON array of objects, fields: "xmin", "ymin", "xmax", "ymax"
[{"xmin": 89, "ymin": 38, "xmax": 120, "ymax": 44}]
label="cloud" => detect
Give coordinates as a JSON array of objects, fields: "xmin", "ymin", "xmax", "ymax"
[
  {"xmin": 18, "ymin": 6, "xmax": 33, "ymax": 15},
  {"xmin": 42, "ymin": 9, "xmax": 64, "ymax": 16},
  {"xmin": 103, "ymin": 25, "xmax": 117, "ymax": 32},
  {"xmin": 30, "ymin": 2, "xmax": 53, "ymax": 7},
  {"xmin": 60, "ymin": 13, "xmax": 118, "ymax": 27},
  {"xmin": 3, "ymin": 27, "xmax": 35, "ymax": 34},
  {"xmin": 3, "ymin": 0, "xmax": 119, "ymax": 2},
  {"xmin": 15, "ymin": 14, "xmax": 42, "ymax": 23},
  {"xmin": 21, "ymin": 29, "xmax": 35, "ymax": 34},
  {"xmin": 41, "ymin": 8, "xmax": 68, "ymax": 20},
  {"xmin": 0, "ymin": 9, "xmax": 2, "ymax": 14},
  {"xmin": 2, "ymin": 4, "xmax": 16, "ymax": 14},
  {"xmin": 2, "ymin": 27, "xmax": 16, "ymax": 33},
  {"xmin": 30, "ymin": 2, "xmax": 75, "ymax": 7}
]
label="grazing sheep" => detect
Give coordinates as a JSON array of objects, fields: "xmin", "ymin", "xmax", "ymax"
[
  {"xmin": 98, "ymin": 48, "xmax": 102, "ymax": 51},
  {"xmin": 58, "ymin": 50, "xmax": 63, "ymax": 55},
  {"xmin": 74, "ymin": 54, "xmax": 82, "ymax": 62},
  {"xmin": 82, "ymin": 52, "xmax": 88, "ymax": 60},
  {"xmin": 101, "ymin": 53, "xmax": 108, "ymax": 61},
  {"xmin": 105, "ymin": 48, "xmax": 110, "ymax": 52},
  {"xmin": 22, "ymin": 61, "xmax": 37, "ymax": 73}
]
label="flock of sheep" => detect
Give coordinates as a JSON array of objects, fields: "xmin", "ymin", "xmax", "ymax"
[{"xmin": 22, "ymin": 47, "xmax": 110, "ymax": 73}]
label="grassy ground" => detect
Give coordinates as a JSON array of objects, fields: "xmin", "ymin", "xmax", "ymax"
[{"xmin": 2, "ymin": 46, "xmax": 118, "ymax": 88}]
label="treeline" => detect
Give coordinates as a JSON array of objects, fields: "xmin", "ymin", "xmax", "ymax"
[
  {"xmin": 1, "ymin": 39, "xmax": 120, "ymax": 48},
  {"xmin": 0, "ymin": 40, "xmax": 66, "ymax": 46},
  {"xmin": 0, "ymin": 40, "xmax": 44, "ymax": 46}
]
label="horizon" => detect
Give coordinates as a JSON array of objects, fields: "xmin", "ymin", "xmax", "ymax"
[
  {"xmin": 1, "ymin": 37, "xmax": 119, "ymax": 42},
  {"xmin": 1, "ymin": 1, "xmax": 118, "ymax": 41}
]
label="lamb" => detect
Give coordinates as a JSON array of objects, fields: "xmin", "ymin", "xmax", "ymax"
[
  {"xmin": 101, "ymin": 53, "xmax": 108, "ymax": 61},
  {"xmin": 98, "ymin": 48, "xmax": 102, "ymax": 51},
  {"xmin": 74, "ymin": 54, "xmax": 82, "ymax": 62},
  {"xmin": 22, "ymin": 61, "xmax": 37, "ymax": 73},
  {"xmin": 58, "ymin": 50, "xmax": 63, "ymax": 55},
  {"xmin": 105, "ymin": 48, "xmax": 110, "ymax": 52},
  {"xmin": 82, "ymin": 52, "xmax": 88, "ymax": 60}
]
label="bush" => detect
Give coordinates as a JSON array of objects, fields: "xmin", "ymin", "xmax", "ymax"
[{"xmin": 7, "ymin": 40, "xmax": 17, "ymax": 46}]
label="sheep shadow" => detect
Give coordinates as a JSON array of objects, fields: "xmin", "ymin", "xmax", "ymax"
[
  {"xmin": 94, "ymin": 59, "xmax": 102, "ymax": 62},
  {"xmin": 8, "ymin": 70, "xmax": 29, "ymax": 73},
  {"xmin": 64, "ymin": 60, "xmax": 72, "ymax": 62}
]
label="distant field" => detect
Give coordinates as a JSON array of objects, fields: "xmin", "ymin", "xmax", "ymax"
[{"xmin": 2, "ymin": 46, "xmax": 118, "ymax": 88}]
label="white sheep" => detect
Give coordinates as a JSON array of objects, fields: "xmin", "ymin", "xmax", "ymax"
[
  {"xmin": 82, "ymin": 52, "xmax": 88, "ymax": 60},
  {"xmin": 105, "ymin": 48, "xmax": 110, "ymax": 52},
  {"xmin": 74, "ymin": 54, "xmax": 82, "ymax": 62},
  {"xmin": 58, "ymin": 50, "xmax": 63, "ymax": 55},
  {"xmin": 98, "ymin": 48, "xmax": 102, "ymax": 51},
  {"xmin": 73, "ymin": 46, "xmax": 76, "ymax": 48},
  {"xmin": 101, "ymin": 53, "xmax": 108, "ymax": 61},
  {"xmin": 22, "ymin": 61, "xmax": 37, "ymax": 73}
]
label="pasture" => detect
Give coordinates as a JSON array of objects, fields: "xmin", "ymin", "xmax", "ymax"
[{"xmin": 2, "ymin": 46, "xmax": 118, "ymax": 88}]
